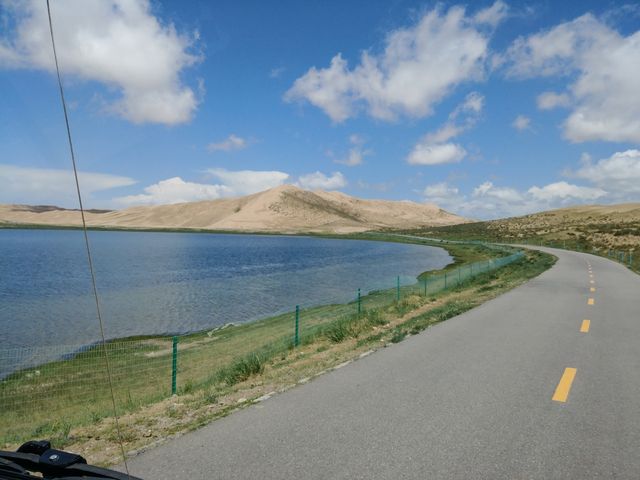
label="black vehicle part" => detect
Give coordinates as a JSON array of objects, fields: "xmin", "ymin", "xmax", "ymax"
[{"xmin": 0, "ymin": 441, "xmax": 142, "ymax": 480}]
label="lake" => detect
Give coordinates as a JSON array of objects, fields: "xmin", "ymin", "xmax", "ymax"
[{"xmin": 0, "ymin": 229, "xmax": 451, "ymax": 350}]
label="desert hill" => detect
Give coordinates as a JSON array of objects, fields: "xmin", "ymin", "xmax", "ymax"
[
  {"xmin": 420, "ymin": 202, "xmax": 640, "ymax": 251},
  {"xmin": 0, "ymin": 185, "xmax": 468, "ymax": 234}
]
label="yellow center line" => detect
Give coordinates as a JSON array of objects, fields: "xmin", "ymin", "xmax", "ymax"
[
  {"xmin": 590, "ymin": 287, "xmax": 596, "ymax": 292},
  {"xmin": 580, "ymin": 319, "xmax": 590, "ymax": 333},
  {"xmin": 553, "ymin": 368, "xmax": 577, "ymax": 402},
  {"xmin": 588, "ymin": 298, "xmax": 595, "ymax": 305}
]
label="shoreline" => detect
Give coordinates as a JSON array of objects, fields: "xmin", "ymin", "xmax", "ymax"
[
  {"xmin": 1, "ymin": 246, "xmax": 553, "ymax": 463},
  {"xmin": 0, "ymin": 233, "xmax": 508, "ymax": 378}
]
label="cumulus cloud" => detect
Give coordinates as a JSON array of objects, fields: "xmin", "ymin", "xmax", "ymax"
[
  {"xmin": 333, "ymin": 134, "xmax": 371, "ymax": 166},
  {"xmin": 407, "ymin": 143, "xmax": 466, "ymax": 166},
  {"xmin": 420, "ymin": 182, "xmax": 462, "ymax": 206},
  {"xmin": 473, "ymin": 0, "xmax": 509, "ymax": 27},
  {"xmin": 285, "ymin": 3, "xmax": 504, "ymax": 122},
  {"xmin": 537, "ymin": 91, "xmax": 571, "ymax": 110},
  {"xmin": 512, "ymin": 114, "xmax": 531, "ymax": 131},
  {"xmin": 422, "ymin": 178, "xmax": 608, "ymax": 220},
  {"xmin": 0, "ymin": 164, "xmax": 135, "ymax": 206},
  {"xmin": 0, "ymin": 0, "xmax": 201, "ymax": 125},
  {"xmin": 505, "ymin": 14, "xmax": 640, "ymax": 142},
  {"xmin": 527, "ymin": 181, "xmax": 605, "ymax": 201},
  {"xmin": 474, "ymin": 181, "xmax": 523, "ymax": 202},
  {"xmin": 407, "ymin": 92, "xmax": 484, "ymax": 166},
  {"xmin": 205, "ymin": 168, "xmax": 289, "ymax": 195},
  {"xmin": 296, "ymin": 171, "xmax": 347, "ymax": 190},
  {"xmin": 115, "ymin": 177, "xmax": 229, "ymax": 206},
  {"xmin": 571, "ymin": 149, "xmax": 640, "ymax": 197},
  {"xmin": 207, "ymin": 135, "xmax": 249, "ymax": 152},
  {"xmin": 115, "ymin": 168, "xmax": 289, "ymax": 206}
]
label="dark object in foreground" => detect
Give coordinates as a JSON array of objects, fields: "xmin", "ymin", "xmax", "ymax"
[{"xmin": 0, "ymin": 441, "xmax": 142, "ymax": 479}]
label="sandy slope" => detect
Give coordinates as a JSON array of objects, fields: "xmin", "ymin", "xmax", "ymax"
[{"xmin": 0, "ymin": 185, "xmax": 468, "ymax": 233}]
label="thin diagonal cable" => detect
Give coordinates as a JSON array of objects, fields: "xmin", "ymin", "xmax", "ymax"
[{"xmin": 45, "ymin": 1, "xmax": 130, "ymax": 476}]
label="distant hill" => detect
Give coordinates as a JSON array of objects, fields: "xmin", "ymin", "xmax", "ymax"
[
  {"xmin": 0, "ymin": 185, "xmax": 469, "ymax": 234},
  {"xmin": 419, "ymin": 203, "xmax": 640, "ymax": 251}
]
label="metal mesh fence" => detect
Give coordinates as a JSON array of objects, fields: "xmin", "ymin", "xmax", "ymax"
[{"xmin": 1, "ymin": 249, "xmax": 524, "ymax": 445}]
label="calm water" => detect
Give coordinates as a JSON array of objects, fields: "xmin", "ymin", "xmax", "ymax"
[{"xmin": 0, "ymin": 229, "xmax": 451, "ymax": 350}]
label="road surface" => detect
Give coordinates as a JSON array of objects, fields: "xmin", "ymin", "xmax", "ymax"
[{"xmin": 125, "ymin": 248, "xmax": 640, "ymax": 479}]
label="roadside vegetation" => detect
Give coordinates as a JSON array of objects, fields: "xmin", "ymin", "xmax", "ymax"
[
  {"xmin": 404, "ymin": 215, "xmax": 640, "ymax": 274},
  {"xmin": 0, "ymin": 240, "xmax": 554, "ymax": 466}
]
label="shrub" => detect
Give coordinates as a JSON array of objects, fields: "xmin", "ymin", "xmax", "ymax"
[
  {"xmin": 217, "ymin": 353, "xmax": 265, "ymax": 385},
  {"xmin": 390, "ymin": 329, "xmax": 407, "ymax": 343},
  {"xmin": 324, "ymin": 318, "xmax": 352, "ymax": 343}
]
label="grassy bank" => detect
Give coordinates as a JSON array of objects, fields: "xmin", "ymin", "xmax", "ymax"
[
  {"xmin": 1, "ymin": 240, "xmax": 554, "ymax": 466},
  {"xmin": 403, "ymin": 223, "xmax": 639, "ymax": 274}
]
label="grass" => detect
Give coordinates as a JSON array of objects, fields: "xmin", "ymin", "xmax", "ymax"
[
  {"xmin": 0, "ymin": 238, "xmax": 554, "ymax": 466},
  {"xmin": 403, "ymin": 214, "xmax": 640, "ymax": 275}
]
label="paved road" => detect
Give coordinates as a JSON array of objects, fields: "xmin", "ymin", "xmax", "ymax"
[{"xmin": 125, "ymin": 248, "xmax": 640, "ymax": 479}]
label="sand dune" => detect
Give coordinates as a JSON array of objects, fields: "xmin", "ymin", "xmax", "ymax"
[{"xmin": 0, "ymin": 185, "xmax": 468, "ymax": 233}]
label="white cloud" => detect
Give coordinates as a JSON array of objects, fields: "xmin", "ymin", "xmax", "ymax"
[
  {"xmin": 473, "ymin": 0, "xmax": 509, "ymax": 27},
  {"xmin": 506, "ymin": 14, "xmax": 640, "ymax": 142},
  {"xmin": 453, "ymin": 91, "xmax": 485, "ymax": 116},
  {"xmin": 334, "ymin": 134, "xmax": 371, "ymax": 166},
  {"xmin": 338, "ymin": 149, "xmax": 365, "ymax": 167},
  {"xmin": 537, "ymin": 91, "xmax": 571, "ymax": 110},
  {"xmin": 285, "ymin": 3, "xmax": 503, "ymax": 122},
  {"xmin": 423, "ymin": 182, "xmax": 459, "ymax": 198},
  {"xmin": 421, "ymin": 182, "xmax": 462, "ymax": 206},
  {"xmin": 473, "ymin": 181, "xmax": 523, "ymax": 202},
  {"xmin": 207, "ymin": 135, "xmax": 248, "ymax": 152},
  {"xmin": 571, "ymin": 149, "xmax": 640, "ymax": 197},
  {"xmin": 423, "ymin": 178, "xmax": 609, "ymax": 220},
  {"xmin": 425, "ymin": 124, "xmax": 462, "ymax": 144},
  {"xmin": 115, "ymin": 168, "xmax": 289, "ymax": 206},
  {"xmin": 205, "ymin": 168, "xmax": 289, "ymax": 196},
  {"xmin": 115, "ymin": 177, "xmax": 229, "ymax": 206},
  {"xmin": 296, "ymin": 171, "xmax": 347, "ymax": 190},
  {"xmin": 269, "ymin": 67, "xmax": 285, "ymax": 79},
  {"xmin": 0, "ymin": 164, "xmax": 135, "ymax": 206},
  {"xmin": 407, "ymin": 92, "xmax": 483, "ymax": 166},
  {"xmin": 0, "ymin": 0, "xmax": 201, "ymax": 125},
  {"xmin": 422, "ymin": 149, "xmax": 640, "ymax": 219},
  {"xmin": 527, "ymin": 181, "xmax": 605, "ymax": 201},
  {"xmin": 512, "ymin": 114, "xmax": 531, "ymax": 131},
  {"xmin": 407, "ymin": 142, "xmax": 466, "ymax": 166}
]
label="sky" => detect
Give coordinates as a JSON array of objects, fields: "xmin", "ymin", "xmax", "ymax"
[{"xmin": 0, "ymin": 0, "xmax": 639, "ymax": 220}]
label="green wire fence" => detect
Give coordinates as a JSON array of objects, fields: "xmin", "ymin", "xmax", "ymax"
[{"xmin": 0, "ymin": 248, "xmax": 524, "ymax": 446}]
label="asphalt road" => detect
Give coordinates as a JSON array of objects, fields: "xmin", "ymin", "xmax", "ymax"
[{"xmin": 125, "ymin": 248, "xmax": 640, "ymax": 479}]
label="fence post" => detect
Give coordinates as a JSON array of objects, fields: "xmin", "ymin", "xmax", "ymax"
[
  {"xmin": 424, "ymin": 277, "xmax": 427, "ymax": 296},
  {"xmin": 396, "ymin": 276, "xmax": 400, "ymax": 301},
  {"xmin": 171, "ymin": 336, "xmax": 178, "ymax": 395},
  {"xmin": 294, "ymin": 305, "xmax": 300, "ymax": 347},
  {"xmin": 357, "ymin": 289, "xmax": 361, "ymax": 315}
]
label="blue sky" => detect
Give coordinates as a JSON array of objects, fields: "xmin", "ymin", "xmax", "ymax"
[{"xmin": 1, "ymin": 0, "xmax": 639, "ymax": 219}]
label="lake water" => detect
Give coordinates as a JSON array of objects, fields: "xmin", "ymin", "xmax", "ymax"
[{"xmin": 0, "ymin": 229, "xmax": 451, "ymax": 350}]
